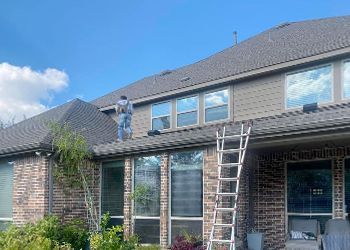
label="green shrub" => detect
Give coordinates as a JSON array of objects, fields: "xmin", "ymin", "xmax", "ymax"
[
  {"xmin": 0, "ymin": 215, "xmax": 88, "ymax": 250},
  {"xmin": 136, "ymin": 245, "xmax": 161, "ymax": 250},
  {"xmin": 90, "ymin": 213, "xmax": 139, "ymax": 250}
]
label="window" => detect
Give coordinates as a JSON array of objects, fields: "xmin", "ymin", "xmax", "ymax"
[
  {"xmin": 134, "ymin": 156, "xmax": 161, "ymax": 244},
  {"xmin": 205, "ymin": 89, "xmax": 229, "ymax": 123},
  {"xmin": 286, "ymin": 65, "xmax": 333, "ymax": 109},
  {"xmin": 101, "ymin": 161, "xmax": 124, "ymax": 227},
  {"xmin": 287, "ymin": 160, "xmax": 332, "ymax": 233},
  {"xmin": 170, "ymin": 151, "xmax": 203, "ymax": 242},
  {"xmin": 176, "ymin": 96, "xmax": 198, "ymax": 127},
  {"xmin": 344, "ymin": 159, "xmax": 350, "ymax": 215},
  {"xmin": 152, "ymin": 102, "xmax": 171, "ymax": 130},
  {"xmin": 0, "ymin": 160, "xmax": 13, "ymax": 230},
  {"xmin": 343, "ymin": 60, "xmax": 350, "ymax": 99}
]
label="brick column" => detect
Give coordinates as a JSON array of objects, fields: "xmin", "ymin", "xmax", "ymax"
[
  {"xmin": 123, "ymin": 157, "xmax": 133, "ymax": 238},
  {"xmin": 203, "ymin": 146, "xmax": 218, "ymax": 242},
  {"xmin": 13, "ymin": 155, "xmax": 49, "ymax": 225},
  {"xmin": 334, "ymin": 157, "xmax": 344, "ymax": 218},
  {"xmin": 160, "ymin": 152, "xmax": 169, "ymax": 248}
]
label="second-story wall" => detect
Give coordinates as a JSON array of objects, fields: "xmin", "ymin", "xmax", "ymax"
[
  {"xmin": 103, "ymin": 56, "xmax": 350, "ymax": 139},
  {"xmin": 233, "ymin": 74, "xmax": 283, "ymax": 121}
]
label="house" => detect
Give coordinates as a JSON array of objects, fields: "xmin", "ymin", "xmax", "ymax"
[{"xmin": 1, "ymin": 15, "xmax": 350, "ymax": 249}]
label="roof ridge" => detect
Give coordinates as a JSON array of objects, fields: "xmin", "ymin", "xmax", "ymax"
[{"xmin": 39, "ymin": 99, "xmax": 82, "ymax": 147}]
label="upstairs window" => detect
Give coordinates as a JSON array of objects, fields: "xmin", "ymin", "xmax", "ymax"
[
  {"xmin": 205, "ymin": 89, "xmax": 229, "ymax": 123},
  {"xmin": 176, "ymin": 96, "xmax": 198, "ymax": 127},
  {"xmin": 286, "ymin": 65, "xmax": 333, "ymax": 109},
  {"xmin": 343, "ymin": 60, "xmax": 350, "ymax": 99},
  {"xmin": 152, "ymin": 102, "xmax": 171, "ymax": 130}
]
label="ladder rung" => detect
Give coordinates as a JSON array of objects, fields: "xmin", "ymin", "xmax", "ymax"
[
  {"xmin": 218, "ymin": 163, "xmax": 241, "ymax": 167},
  {"xmin": 215, "ymin": 207, "xmax": 237, "ymax": 212},
  {"xmin": 217, "ymin": 192, "xmax": 237, "ymax": 196},
  {"xmin": 210, "ymin": 239, "xmax": 235, "ymax": 243},
  {"xmin": 218, "ymin": 177, "xmax": 239, "ymax": 181},
  {"xmin": 217, "ymin": 133, "xmax": 248, "ymax": 140},
  {"xmin": 218, "ymin": 148, "xmax": 245, "ymax": 153},
  {"xmin": 214, "ymin": 223, "xmax": 235, "ymax": 227}
]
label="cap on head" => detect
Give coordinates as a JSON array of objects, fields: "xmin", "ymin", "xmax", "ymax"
[{"xmin": 120, "ymin": 95, "xmax": 127, "ymax": 100}]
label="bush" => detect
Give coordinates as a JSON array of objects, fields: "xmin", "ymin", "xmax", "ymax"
[
  {"xmin": 89, "ymin": 213, "xmax": 139, "ymax": 250},
  {"xmin": 171, "ymin": 232, "xmax": 204, "ymax": 250},
  {"xmin": 0, "ymin": 215, "xmax": 88, "ymax": 250},
  {"xmin": 136, "ymin": 245, "xmax": 160, "ymax": 250}
]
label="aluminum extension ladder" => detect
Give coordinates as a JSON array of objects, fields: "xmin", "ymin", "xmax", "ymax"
[{"xmin": 207, "ymin": 121, "xmax": 252, "ymax": 250}]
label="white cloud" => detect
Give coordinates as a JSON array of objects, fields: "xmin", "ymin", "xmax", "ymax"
[
  {"xmin": 0, "ymin": 62, "xmax": 69, "ymax": 123},
  {"xmin": 287, "ymin": 67, "xmax": 332, "ymax": 107},
  {"xmin": 205, "ymin": 90, "xmax": 228, "ymax": 106}
]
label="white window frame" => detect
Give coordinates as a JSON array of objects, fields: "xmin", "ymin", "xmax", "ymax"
[
  {"xmin": 0, "ymin": 161, "xmax": 13, "ymax": 228},
  {"xmin": 132, "ymin": 156, "xmax": 161, "ymax": 244},
  {"xmin": 176, "ymin": 95, "xmax": 199, "ymax": 128},
  {"xmin": 168, "ymin": 150, "xmax": 204, "ymax": 244},
  {"xmin": 284, "ymin": 64, "xmax": 334, "ymax": 110},
  {"xmin": 204, "ymin": 88, "xmax": 230, "ymax": 124},
  {"xmin": 284, "ymin": 159, "xmax": 334, "ymax": 234},
  {"xmin": 341, "ymin": 59, "xmax": 350, "ymax": 100},
  {"xmin": 151, "ymin": 101, "xmax": 172, "ymax": 131}
]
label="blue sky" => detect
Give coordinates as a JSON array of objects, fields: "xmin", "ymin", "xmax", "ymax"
[{"xmin": 0, "ymin": 0, "xmax": 349, "ymax": 121}]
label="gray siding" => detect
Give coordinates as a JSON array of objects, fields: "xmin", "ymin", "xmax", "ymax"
[
  {"xmin": 132, "ymin": 105, "xmax": 150, "ymax": 138},
  {"xmin": 233, "ymin": 74, "xmax": 283, "ymax": 121}
]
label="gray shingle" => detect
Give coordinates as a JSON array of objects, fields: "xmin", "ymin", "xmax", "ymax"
[
  {"xmin": 0, "ymin": 99, "xmax": 118, "ymax": 156},
  {"xmin": 93, "ymin": 102, "xmax": 350, "ymax": 157},
  {"xmin": 91, "ymin": 16, "xmax": 350, "ymax": 109}
]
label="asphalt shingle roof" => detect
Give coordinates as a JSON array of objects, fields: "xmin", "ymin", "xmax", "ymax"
[
  {"xmin": 92, "ymin": 15, "xmax": 350, "ymax": 109},
  {"xmin": 0, "ymin": 99, "xmax": 118, "ymax": 156},
  {"xmin": 93, "ymin": 102, "xmax": 350, "ymax": 157}
]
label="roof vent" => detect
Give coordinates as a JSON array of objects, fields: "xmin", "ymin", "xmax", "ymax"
[
  {"xmin": 275, "ymin": 22, "xmax": 290, "ymax": 29},
  {"xmin": 180, "ymin": 76, "xmax": 191, "ymax": 82},
  {"xmin": 303, "ymin": 102, "xmax": 318, "ymax": 113},
  {"xmin": 160, "ymin": 70, "xmax": 172, "ymax": 76}
]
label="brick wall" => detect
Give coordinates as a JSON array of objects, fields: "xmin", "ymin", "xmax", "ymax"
[
  {"xmin": 13, "ymin": 155, "xmax": 49, "ymax": 226},
  {"xmin": 160, "ymin": 152, "xmax": 169, "ymax": 247},
  {"xmin": 123, "ymin": 157, "xmax": 133, "ymax": 238},
  {"xmin": 252, "ymin": 146, "xmax": 350, "ymax": 250},
  {"xmin": 52, "ymin": 161, "xmax": 100, "ymax": 227}
]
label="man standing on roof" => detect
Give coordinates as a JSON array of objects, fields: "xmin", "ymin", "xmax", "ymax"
[{"xmin": 116, "ymin": 95, "xmax": 133, "ymax": 142}]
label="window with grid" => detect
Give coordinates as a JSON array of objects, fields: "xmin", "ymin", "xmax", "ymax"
[
  {"xmin": 204, "ymin": 89, "xmax": 229, "ymax": 123},
  {"xmin": 101, "ymin": 161, "xmax": 124, "ymax": 227},
  {"xmin": 170, "ymin": 151, "xmax": 203, "ymax": 243},
  {"xmin": 286, "ymin": 65, "xmax": 332, "ymax": 109},
  {"xmin": 152, "ymin": 102, "xmax": 171, "ymax": 130},
  {"xmin": 176, "ymin": 96, "xmax": 198, "ymax": 127},
  {"xmin": 134, "ymin": 156, "xmax": 161, "ymax": 244}
]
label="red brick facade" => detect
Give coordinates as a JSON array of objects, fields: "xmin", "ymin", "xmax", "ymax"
[
  {"xmin": 10, "ymin": 145, "xmax": 350, "ymax": 249},
  {"xmin": 13, "ymin": 155, "xmax": 49, "ymax": 225}
]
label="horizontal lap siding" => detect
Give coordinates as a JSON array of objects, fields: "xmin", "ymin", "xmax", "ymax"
[
  {"xmin": 233, "ymin": 74, "xmax": 283, "ymax": 121},
  {"xmin": 132, "ymin": 105, "xmax": 150, "ymax": 138}
]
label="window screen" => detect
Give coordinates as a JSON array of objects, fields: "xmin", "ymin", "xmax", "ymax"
[
  {"xmin": 101, "ymin": 161, "xmax": 124, "ymax": 217},
  {"xmin": 134, "ymin": 156, "xmax": 161, "ymax": 244},
  {"xmin": 286, "ymin": 65, "xmax": 332, "ymax": 109},
  {"xmin": 170, "ymin": 151, "xmax": 203, "ymax": 242},
  {"xmin": 0, "ymin": 160, "xmax": 13, "ymax": 230},
  {"xmin": 287, "ymin": 160, "xmax": 332, "ymax": 233},
  {"xmin": 152, "ymin": 102, "xmax": 171, "ymax": 130},
  {"xmin": 176, "ymin": 96, "xmax": 198, "ymax": 127},
  {"xmin": 343, "ymin": 61, "xmax": 350, "ymax": 99},
  {"xmin": 205, "ymin": 89, "xmax": 229, "ymax": 123}
]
